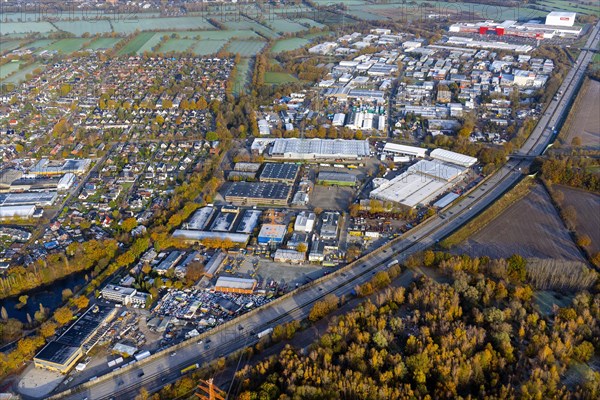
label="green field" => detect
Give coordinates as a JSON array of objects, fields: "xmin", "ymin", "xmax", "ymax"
[
  {"xmin": 226, "ymin": 40, "xmax": 266, "ymax": 57},
  {"xmin": 190, "ymin": 40, "xmax": 228, "ymax": 56},
  {"xmin": 222, "ymin": 19, "xmax": 280, "ymax": 39},
  {"xmin": 20, "ymin": 39, "xmax": 57, "ymax": 51},
  {"xmin": 0, "ymin": 40, "xmax": 24, "ymax": 55},
  {"xmin": 0, "ymin": 21, "xmax": 56, "ymax": 35},
  {"xmin": 54, "ymin": 20, "xmax": 112, "ymax": 35},
  {"xmin": 271, "ymin": 38, "xmax": 310, "ymax": 54},
  {"xmin": 111, "ymin": 16, "xmax": 216, "ymax": 34},
  {"xmin": 294, "ymin": 18, "xmax": 326, "ymax": 29},
  {"xmin": 136, "ymin": 33, "xmax": 169, "ymax": 54},
  {"xmin": 117, "ymin": 32, "xmax": 155, "ymax": 55},
  {"xmin": 159, "ymin": 38, "xmax": 197, "ymax": 53},
  {"xmin": 86, "ymin": 37, "xmax": 122, "ymax": 51},
  {"xmin": 0, "ymin": 61, "xmax": 21, "ymax": 80},
  {"xmin": 266, "ymin": 19, "xmax": 308, "ymax": 34},
  {"xmin": 534, "ymin": 0, "xmax": 599, "ymax": 15},
  {"xmin": 3, "ymin": 62, "xmax": 41, "ymax": 84},
  {"xmin": 42, "ymin": 38, "xmax": 88, "ymax": 54},
  {"xmin": 264, "ymin": 71, "xmax": 299, "ymax": 84}
]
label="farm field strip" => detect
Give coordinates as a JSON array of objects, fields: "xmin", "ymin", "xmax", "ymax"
[{"xmin": 226, "ymin": 40, "xmax": 266, "ymax": 57}]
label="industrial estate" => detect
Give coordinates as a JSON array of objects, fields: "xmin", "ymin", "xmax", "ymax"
[{"xmin": 0, "ymin": 1, "xmax": 598, "ymax": 400}]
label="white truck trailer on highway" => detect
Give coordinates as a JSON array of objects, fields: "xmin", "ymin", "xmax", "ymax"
[
  {"xmin": 257, "ymin": 327, "xmax": 273, "ymax": 339},
  {"xmin": 134, "ymin": 350, "xmax": 151, "ymax": 361},
  {"xmin": 107, "ymin": 357, "xmax": 124, "ymax": 368}
]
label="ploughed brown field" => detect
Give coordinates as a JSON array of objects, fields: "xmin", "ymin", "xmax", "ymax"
[
  {"xmin": 562, "ymin": 79, "xmax": 600, "ymax": 148},
  {"xmin": 456, "ymin": 184, "xmax": 585, "ymax": 261}
]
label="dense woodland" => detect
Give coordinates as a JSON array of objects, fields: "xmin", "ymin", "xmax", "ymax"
[
  {"xmin": 541, "ymin": 156, "xmax": 600, "ymax": 194},
  {"xmin": 234, "ymin": 252, "xmax": 599, "ymax": 400}
]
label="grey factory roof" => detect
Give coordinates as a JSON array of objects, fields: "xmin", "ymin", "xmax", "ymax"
[
  {"xmin": 57, "ymin": 305, "xmax": 115, "ymax": 347},
  {"xmin": 259, "ymin": 163, "xmax": 299, "ymax": 181},
  {"xmin": 225, "ymin": 182, "xmax": 292, "ymax": 200},
  {"xmin": 34, "ymin": 341, "xmax": 80, "ymax": 365},
  {"xmin": 317, "ymin": 171, "xmax": 357, "ymax": 183},
  {"xmin": 270, "ymin": 138, "xmax": 370, "ymax": 159},
  {"xmin": 172, "ymin": 230, "xmax": 250, "ymax": 244}
]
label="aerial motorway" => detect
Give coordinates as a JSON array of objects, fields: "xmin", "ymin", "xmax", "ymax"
[{"xmin": 55, "ymin": 21, "xmax": 600, "ymax": 400}]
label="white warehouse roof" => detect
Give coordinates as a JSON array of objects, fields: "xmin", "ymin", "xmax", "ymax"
[
  {"xmin": 383, "ymin": 143, "xmax": 427, "ymax": 158},
  {"xmin": 408, "ymin": 160, "xmax": 467, "ymax": 182},
  {"xmin": 429, "ymin": 149, "xmax": 478, "ymax": 167},
  {"xmin": 172, "ymin": 230, "xmax": 250, "ymax": 244},
  {"xmin": 370, "ymin": 171, "xmax": 453, "ymax": 208},
  {"xmin": 215, "ymin": 276, "xmax": 257, "ymax": 290},
  {"xmin": 0, "ymin": 205, "xmax": 36, "ymax": 218},
  {"xmin": 270, "ymin": 138, "xmax": 370, "ymax": 160}
]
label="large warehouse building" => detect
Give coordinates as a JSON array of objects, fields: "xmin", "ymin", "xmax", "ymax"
[
  {"xmin": 430, "ymin": 149, "xmax": 478, "ymax": 167},
  {"xmin": 172, "ymin": 230, "xmax": 251, "ymax": 245},
  {"xmin": 269, "ymin": 138, "xmax": 370, "ymax": 160},
  {"xmin": 370, "ymin": 154, "xmax": 475, "ymax": 208},
  {"xmin": 225, "ymin": 182, "xmax": 292, "ymax": 206},
  {"xmin": 34, "ymin": 305, "xmax": 116, "ymax": 374},
  {"xmin": 449, "ymin": 14, "xmax": 581, "ymax": 39},
  {"xmin": 383, "ymin": 143, "xmax": 427, "ymax": 158},
  {"xmin": 259, "ymin": 163, "xmax": 300, "ymax": 184},
  {"xmin": 545, "ymin": 11, "xmax": 576, "ymax": 27}
]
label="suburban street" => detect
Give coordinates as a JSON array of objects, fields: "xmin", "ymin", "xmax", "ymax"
[{"xmin": 53, "ymin": 21, "xmax": 600, "ymax": 400}]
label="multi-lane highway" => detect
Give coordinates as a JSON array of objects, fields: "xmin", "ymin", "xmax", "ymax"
[{"xmin": 55, "ymin": 22, "xmax": 600, "ymax": 400}]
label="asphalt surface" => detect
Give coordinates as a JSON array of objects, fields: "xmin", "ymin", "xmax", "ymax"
[{"xmin": 53, "ymin": 21, "xmax": 600, "ymax": 400}]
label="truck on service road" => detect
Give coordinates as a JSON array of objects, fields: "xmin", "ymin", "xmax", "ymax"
[
  {"xmin": 257, "ymin": 327, "xmax": 274, "ymax": 339},
  {"xmin": 387, "ymin": 260, "xmax": 399, "ymax": 269},
  {"xmin": 181, "ymin": 363, "xmax": 200, "ymax": 374},
  {"xmin": 134, "ymin": 350, "xmax": 151, "ymax": 362},
  {"xmin": 107, "ymin": 357, "xmax": 124, "ymax": 368}
]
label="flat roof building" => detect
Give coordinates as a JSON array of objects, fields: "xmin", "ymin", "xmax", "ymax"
[
  {"xmin": 214, "ymin": 276, "xmax": 257, "ymax": 294},
  {"xmin": 101, "ymin": 285, "xmax": 148, "ymax": 306},
  {"xmin": 317, "ymin": 171, "xmax": 357, "ymax": 186},
  {"xmin": 30, "ymin": 158, "xmax": 91, "ymax": 176},
  {"xmin": 370, "ymin": 171, "xmax": 453, "ymax": 208},
  {"xmin": 235, "ymin": 209, "xmax": 262, "ymax": 234},
  {"xmin": 546, "ymin": 11, "xmax": 576, "ymax": 27},
  {"xmin": 34, "ymin": 305, "xmax": 116, "ymax": 374},
  {"xmin": 383, "ymin": 143, "xmax": 427, "ymax": 158},
  {"xmin": 0, "ymin": 205, "xmax": 37, "ymax": 219},
  {"xmin": 258, "ymin": 224, "xmax": 287, "ymax": 245},
  {"xmin": 209, "ymin": 212, "xmax": 236, "ymax": 232},
  {"xmin": 33, "ymin": 342, "xmax": 82, "ymax": 374},
  {"xmin": 320, "ymin": 212, "xmax": 340, "ymax": 240},
  {"xmin": 274, "ymin": 249, "xmax": 305, "ymax": 264},
  {"xmin": 172, "ymin": 230, "xmax": 250, "ymax": 245},
  {"xmin": 0, "ymin": 191, "xmax": 57, "ymax": 206},
  {"xmin": 259, "ymin": 163, "xmax": 300, "ymax": 184},
  {"xmin": 430, "ymin": 148, "xmax": 478, "ymax": 167},
  {"xmin": 225, "ymin": 182, "xmax": 292, "ymax": 206},
  {"xmin": 294, "ymin": 211, "xmax": 316, "ymax": 233},
  {"xmin": 407, "ymin": 159, "xmax": 467, "ymax": 182},
  {"xmin": 270, "ymin": 138, "xmax": 370, "ymax": 160},
  {"xmin": 184, "ymin": 206, "xmax": 215, "ymax": 230}
]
